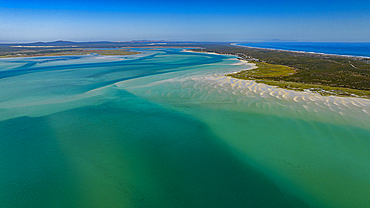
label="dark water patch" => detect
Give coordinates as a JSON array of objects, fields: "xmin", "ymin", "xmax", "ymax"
[
  {"xmin": 0, "ymin": 89, "xmax": 310, "ymax": 208},
  {"xmin": 183, "ymin": 105, "xmax": 370, "ymax": 208},
  {"xmin": 0, "ymin": 49, "xmax": 227, "ymax": 99},
  {"xmin": 0, "ymin": 49, "xmax": 223, "ymax": 80},
  {"xmin": 13, "ymin": 62, "xmax": 38, "ymax": 70}
]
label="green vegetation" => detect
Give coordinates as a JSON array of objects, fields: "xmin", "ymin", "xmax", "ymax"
[
  {"xmin": 229, "ymin": 61, "xmax": 370, "ymax": 98},
  {"xmin": 231, "ymin": 61, "xmax": 296, "ymax": 78},
  {"xmin": 0, "ymin": 48, "xmax": 141, "ymax": 58},
  {"xmin": 86, "ymin": 49, "xmax": 141, "ymax": 56},
  {"xmin": 191, "ymin": 44, "xmax": 370, "ymax": 98},
  {"xmin": 257, "ymin": 80, "xmax": 370, "ymax": 98}
]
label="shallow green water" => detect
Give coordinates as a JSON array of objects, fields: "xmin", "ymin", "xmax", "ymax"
[{"xmin": 0, "ymin": 49, "xmax": 369, "ymax": 207}]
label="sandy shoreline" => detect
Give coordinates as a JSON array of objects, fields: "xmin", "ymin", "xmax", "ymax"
[
  {"xmin": 183, "ymin": 47, "xmax": 370, "ymax": 99},
  {"xmin": 232, "ymin": 43, "xmax": 370, "ymax": 60},
  {"xmin": 182, "ymin": 49, "xmax": 221, "ymax": 55},
  {"xmin": 201, "ymin": 74, "xmax": 370, "ymax": 108}
]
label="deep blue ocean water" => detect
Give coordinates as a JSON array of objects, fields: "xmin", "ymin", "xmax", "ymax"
[{"xmin": 236, "ymin": 42, "xmax": 370, "ymax": 57}]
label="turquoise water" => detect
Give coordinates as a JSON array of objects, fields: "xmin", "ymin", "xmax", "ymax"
[{"xmin": 1, "ymin": 49, "xmax": 370, "ymax": 207}]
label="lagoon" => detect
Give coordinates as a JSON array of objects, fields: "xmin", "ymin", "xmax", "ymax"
[{"xmin": 0, "ymin": 48, "xmax": 370, "ymax": 208}]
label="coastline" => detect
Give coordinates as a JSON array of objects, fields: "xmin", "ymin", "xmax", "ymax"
[
  {"xmin": 188, "ymin": 46, "xmax": 370, "ymax": 99},
  {"xmin": 0, "ymin": 47, "xmax": 199, "ymax": 59},
  {"xmin": 232, "ymin": 43, "xmax": 370, "ymax": 61},
  {"xmin": 182, "ymin": 49, "xmax": 221, "ymax": 55},
  {"xmin": 0, "ymin": 48, "xmax": 141, "ymax": 59},
  {"xmin": 207, "ymin": 74, "xmax": 370, "ymax": 105},
  {"xmin": 227, "ymin": 62, "xmax": 370, "ymax": 99}
]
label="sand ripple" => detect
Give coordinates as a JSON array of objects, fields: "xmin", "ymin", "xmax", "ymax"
[{"xmin": 120, "ymin": 73, "xmax": 370, "ymax": 129}]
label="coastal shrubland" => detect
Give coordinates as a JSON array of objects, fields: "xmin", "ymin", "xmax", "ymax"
[
  {"xmin": 228, "ymin": 61, "xmax": 370, "ymax": 98},
  {"xmin": 231, "ymin": 61, "xmax": 296, "ymax": 78},
  {"xmin": 192, "ymin": 44, "xmax": 370, "ymax": 98}
]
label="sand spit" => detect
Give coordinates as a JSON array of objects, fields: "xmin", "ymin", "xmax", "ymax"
[{"xmin": 182, "ymin": 49, "xmax": 225, "ymax": 56}]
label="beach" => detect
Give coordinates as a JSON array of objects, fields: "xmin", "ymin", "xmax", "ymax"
[{"xmin": 234, "ymin": 42, "xmax": 370, "ymax": 59}]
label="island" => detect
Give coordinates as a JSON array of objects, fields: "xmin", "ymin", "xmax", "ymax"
[
  {"xmin": 0, "ymin": 40, "xmax": 194, "ymax": 58},
  {"xmin": 0, "ymin": 48, "xmax": 141, "ymax": 58}
]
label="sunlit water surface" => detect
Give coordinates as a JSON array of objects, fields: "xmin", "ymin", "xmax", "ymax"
[{"xmin": 0, "ymin": 49, "xmax": 369, "ymax": 208}]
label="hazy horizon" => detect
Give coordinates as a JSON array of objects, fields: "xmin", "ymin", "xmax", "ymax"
[{"xmin": 2, "ymin": 40, "xmax": 370, "ymax": 44}]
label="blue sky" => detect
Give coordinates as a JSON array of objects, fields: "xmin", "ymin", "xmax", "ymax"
[{"xmin": 0, "ymin": 0, "xmax": 369, "ymax": 42}]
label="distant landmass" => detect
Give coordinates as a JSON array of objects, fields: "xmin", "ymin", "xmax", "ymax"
[
  {"xmin": 263, "ymin": 39, "xmax": 297, "ymax": 42},
  {"xmin": 0, "ymin": 40, "xmax": 208, "ymax": 58},
  {"xmin": 0, "ymin": 40, "xmax": 199, "ymax": 47},
  {"xmin": 2, "ymin": 40, "xmax": 369, "ymax": 98}
]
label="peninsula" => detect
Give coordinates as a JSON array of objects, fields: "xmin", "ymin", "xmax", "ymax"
[{"xmin": 189, "ymin": 44, "xmax": 370, "ymax": 98}]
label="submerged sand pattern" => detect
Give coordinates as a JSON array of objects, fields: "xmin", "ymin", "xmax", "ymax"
[{"xmin": 1, "ymin": 49, "xmax": 370, "ymax": 208}]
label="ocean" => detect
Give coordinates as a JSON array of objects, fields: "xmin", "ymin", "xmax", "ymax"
[
  {"xmin": 236, "ymin": 42, "xmax": 370, "ymax": 57},
  {"xmin": 0, "ymin": 48, "xmax": 370, "ymax": 208}
]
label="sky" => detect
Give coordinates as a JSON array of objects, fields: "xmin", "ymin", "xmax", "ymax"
[{"xmin": 0, "ymin": 0, "xmax": 369, "ymax": 42}]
